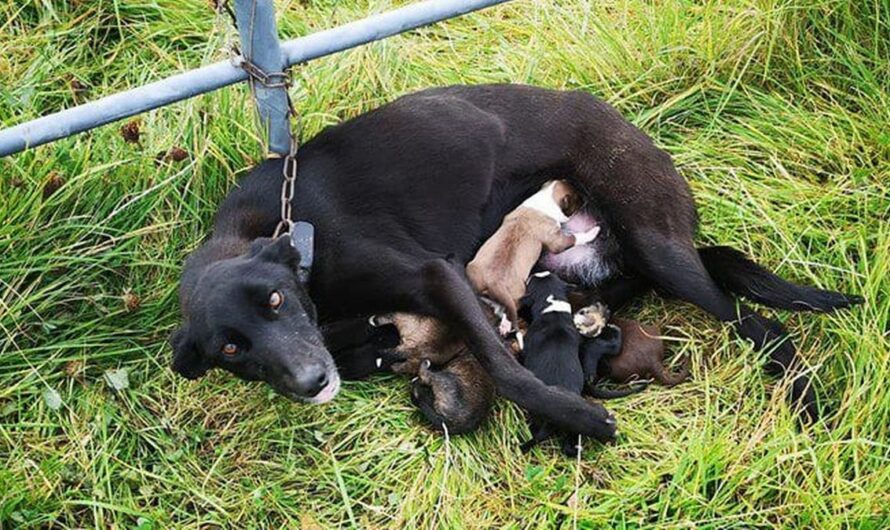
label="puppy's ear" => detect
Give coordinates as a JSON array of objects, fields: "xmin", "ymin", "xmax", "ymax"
[
  {"xmin": 518, "ymin": 293, "xmax": 533, "ymax": 311},
  {"xmin": 170, "ymin": 325, "xmax": 209, "ymax": 380},
  {"xmin": 559, "ymin": 192, "xmax": 582, "ymax": 216}
]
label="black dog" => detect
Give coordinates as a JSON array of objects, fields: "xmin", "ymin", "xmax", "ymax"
[
  {"xmin": 171, "ymin": 85, "xmax": 861, "ymax": 444},
  {"xmin": 519, "ymin": 272, "xmax": 589, "ymax": 456}
]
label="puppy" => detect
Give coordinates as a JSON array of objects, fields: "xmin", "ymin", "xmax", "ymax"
[
  {"xmin": 599, "ymin": 319, "xmax": 689, "ymax": 387},
  {"xmin": 370, "ymin": 313, "xmax": 464, "ymax": 375},
  {"xmin": 467, "ymin": 180, "xmax": 599, "ymax": 333},
  {"xmin": 323, "ymin": 317, "xmax": 404, "ymax": 379},
  {"xmin": 411, "ymin": 354, "xmax": 495, "ymax": 434},
  {"xmin": 371, "ymin": 312, "xmax": 499, "ymax": 434},
  {"xmin": 578, "ymin": 324, "xmax": 647, "ymax": 398},
  {"xmin": 518, "ymin": 271, "xmax": 587, "ymax": 456},
  {"xmin": 573, "ymin": 302, "xmax": 611, "ymax": 337}
]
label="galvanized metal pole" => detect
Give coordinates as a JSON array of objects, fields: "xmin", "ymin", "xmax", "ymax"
[
  {"xmin": 233, "ymin": 0, "xmax": 291, "ymax": 156},
  {"xmin": 0, "ymin": 0, "xmax": 513, "ymax": 158}
]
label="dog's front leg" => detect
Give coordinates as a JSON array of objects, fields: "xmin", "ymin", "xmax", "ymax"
[{"xmin": 403, "ymin": 259, "xmax": 618, "ymax": 442}]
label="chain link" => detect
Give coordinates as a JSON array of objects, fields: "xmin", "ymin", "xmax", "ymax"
[{"xmin": 214, "ymin": 0, "xmax": 301, "ymax": 238}]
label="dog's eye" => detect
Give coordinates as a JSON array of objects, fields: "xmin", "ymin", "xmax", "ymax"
[
  {"xmin": 269, "ymin": 290, "xmax": 283, "ymax": 310},
  {"xmin": 222, "ymin": 343, "xmax": 238, "ymax": 356}
]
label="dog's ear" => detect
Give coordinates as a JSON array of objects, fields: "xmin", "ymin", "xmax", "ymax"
[
  {"xmin": 170, "ymin": 325, "xmax": 209, "ymax": 380},
  {"xmin": 247, "ymin": 237, "xmax": 276, "ymax": 257},
  {"xmin": 255, "ymin": 236, "xmax": 301, "ymax": 272}
]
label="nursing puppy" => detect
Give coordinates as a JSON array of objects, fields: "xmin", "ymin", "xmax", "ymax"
[
  {"xmin": 578, "ymin": 324, "xmax": 648, "ymax": 398},
  {"xmin": 466, "ymin": 180, "xmax": 599, "ymax": 333},
  {"xmin": 370, "ymin": 313, "xmax": 465, "ymax": 375},
  {"xmin": 411, "ymin": 355, "xmax": 495, "ymax": 434},
  {"xmin": 518, "ymin": 271, "xmax": 587, "ymax": 456},
  {"xmin": 371, "ymin": 312, "xmax": 498, "ymax": 433},
  {"xmin": 322, "ymin": 317, "xmax": 404, "ymax": 380},
  {"xmin": 599, "ymin": 319, "xmax": 689, "ymax": 387}
]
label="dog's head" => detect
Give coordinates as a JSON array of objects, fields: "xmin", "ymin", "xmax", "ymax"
[{"xmin": 170, "ymin": 236, "xmax": 340, "ymax": 404}]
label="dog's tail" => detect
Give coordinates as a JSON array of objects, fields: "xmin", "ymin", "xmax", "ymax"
[
  {"xmin": 587, "ymin": 382, "xmax": 649, "ymax": 399},
  {"xmin": 698, "ymin": 245, "xmax": 863, "ymax": 312}
]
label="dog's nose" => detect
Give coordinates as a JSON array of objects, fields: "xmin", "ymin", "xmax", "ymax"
[{"xmin": 287, "ymin": 362, "xmax": 329, "ymax": 397}]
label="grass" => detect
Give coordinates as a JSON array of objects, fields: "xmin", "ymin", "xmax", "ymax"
[{"xmin": 1, "ymin": 0, "xmax": 888, "ymax": 527}]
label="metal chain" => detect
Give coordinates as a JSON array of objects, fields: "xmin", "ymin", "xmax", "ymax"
[
  {"xmin": 273, "ymin": 74, "xmax": 301, "ymax": 238},
  {"xmin": 214, "ymin": 0, "xmax": 301, "ymax": 238}
]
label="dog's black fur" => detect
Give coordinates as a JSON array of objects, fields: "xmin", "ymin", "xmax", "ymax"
[
  {"xmin": 518, "ymin": 273, "xmax": 590, "ymax": 456},
  {"xmin": 321, "ymin": 317, "xmax": 404, "ymax": 380},
  {"xmin": 172, "ymin": 84, "xmax": 861, "ymax": 442}
]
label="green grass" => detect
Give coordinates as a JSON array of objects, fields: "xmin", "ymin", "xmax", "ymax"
[{"xmin": 1, "ymin": 0, "xmax": 888, "ymax": 527}]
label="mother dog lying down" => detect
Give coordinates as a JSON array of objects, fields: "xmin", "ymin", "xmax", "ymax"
[{"xmin": 171, "ymin": 84, "xmax": 861, "ymax": 443}]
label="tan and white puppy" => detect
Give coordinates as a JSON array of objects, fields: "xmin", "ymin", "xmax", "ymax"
[{"xmin": 466, "ymin": 180, "xmax": 599, "ymax": 333}]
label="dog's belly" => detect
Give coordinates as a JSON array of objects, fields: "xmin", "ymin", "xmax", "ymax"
[{"xmin": 539, "ymin": 213, "xmax": 616, "ymax": 286}]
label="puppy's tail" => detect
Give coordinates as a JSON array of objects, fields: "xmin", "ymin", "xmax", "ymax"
[
  {"xmin": 653, "ymin": 355, "xmax": 690, "ymax": 388},
  {"xmin": 587, "ymin": 382, "xmax": 648, "ymax": 399},
  {"xmin": 698, "ymin": 245, "xmax": 863, "ymax": 312}
]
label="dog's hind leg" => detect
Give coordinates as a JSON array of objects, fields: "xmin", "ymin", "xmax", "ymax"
[{"xmin": 632, "ymin": 236, "xmax": 821, "ymax": 422}]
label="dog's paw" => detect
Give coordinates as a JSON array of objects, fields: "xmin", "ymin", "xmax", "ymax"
[
  {"xmin": 573, "ymin": 399, "xmax": 618, "ymax": 442},
  {"xmin": 574, "ymin": 302, "xmax": 611, "ymax": 337}
]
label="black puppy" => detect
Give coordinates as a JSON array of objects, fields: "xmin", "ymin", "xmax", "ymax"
[
  {"xmin": 578, "ymin": 325, "xmax": 648, "ymax": 398},
  {"xmin": 519, "ymin": 272, "xmax": 592, "ymax": 456},
  {"xmin": 320, "ymin": 317, "xmax": 404, "ymax": 380}
]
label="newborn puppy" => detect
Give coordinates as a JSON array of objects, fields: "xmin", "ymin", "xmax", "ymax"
[
  {"xmin": 599, "ymin": 319, "xmax": 689, "ymax": 387},
  {"xmin": 411, "ymin": 354, "xmax": 495, "ymax": 434},
  {"xmin": 467, "ymin": 180, "xmax": 599, "ymax": 333},
  {"xmin": 578, "ymin": 324, "xmax": 648, "ymax": 399},
  {"xmin": 573, "ymin": 301, "xmax": 611, "ymax": 337},
  {"xmin": 323, "ymin": 317, "xmax": 404, "ymax": 380},
  {"xmin": 372, "ymin": 312, "xmax": 499, "ymax": 434},
  {"xmin": 370, "ymin": 313, "xmax": 464, "ymax": 375},
  {"xmin": 518, "ymin": 271, "xmax": 588, "ymax": 457}
]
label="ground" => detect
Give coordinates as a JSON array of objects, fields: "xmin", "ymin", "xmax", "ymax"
[{"xmin": 1, "ymin": 0, "xmax": 888, "ymax": 528}]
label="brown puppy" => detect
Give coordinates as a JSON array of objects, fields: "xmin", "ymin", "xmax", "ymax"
[
  {"xmin": 370, "ymin": 313, "xmax": 497, "ymax": 434},
  {"xmin": 466, "ymin": 180, "xmax": 599, "ymax": 333},
  {"xmin": 599, "ymin": 318, "xmax": 689, "ymax": 387},
  {"xmin": 411, "ymin": 354, "xmax": 496, "ymax": 434},
  {"xmin": 371, "ymin": 313, "xmax": 464, "ymax": 374}
]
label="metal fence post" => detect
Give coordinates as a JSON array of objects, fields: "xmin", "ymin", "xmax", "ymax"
[
  {"xmin": 0, "ymin": 0, "xmax": 514, "ymax": 158},
  {"xmin": 233, "ymin": 0, "xmax": 292, "ymax": 156}
]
